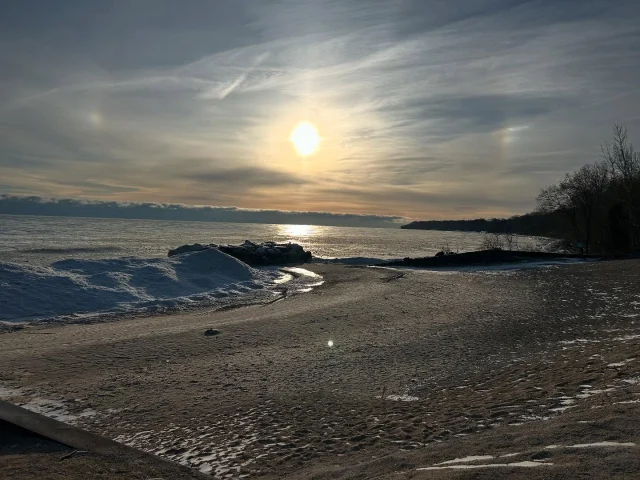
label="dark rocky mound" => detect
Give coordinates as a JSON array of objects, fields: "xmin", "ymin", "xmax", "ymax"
[
  {"xmin": 168, "ymin": 240, "xmax": 312, "ymax": 266},
  {"xmin": 382, "ymin": 249, "xmax": 600, "ymax": 268},
  {"xmin": 168, "ymin": 243, "xmax": 212, "ymax": 256}
]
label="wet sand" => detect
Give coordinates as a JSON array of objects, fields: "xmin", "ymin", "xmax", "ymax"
[{"xmin": 1, "ymin": 261, "xmax": 639, "ymax": 479}]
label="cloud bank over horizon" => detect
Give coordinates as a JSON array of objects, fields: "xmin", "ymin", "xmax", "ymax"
[
  {"xmin": 0, "ymin": 194, "xmax": 404, "ymax": 228},
  {"xmin": 1, "ymin": 0, "xmax": 640, "ymax": 221}
]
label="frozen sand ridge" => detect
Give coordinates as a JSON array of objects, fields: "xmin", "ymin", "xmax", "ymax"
[{"xmin": 0, "ymin": 249, "xmax": 282, "ymax": 322}]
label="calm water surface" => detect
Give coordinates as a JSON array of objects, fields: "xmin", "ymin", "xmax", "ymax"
[{"xmin": 0, "ymin": 214, "xmax": 548, "ymax": 265}]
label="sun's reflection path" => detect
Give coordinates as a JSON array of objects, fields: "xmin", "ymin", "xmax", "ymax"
[{"xmin": 281, "ymin": 224, "xmax": 315, "ymax": 237}]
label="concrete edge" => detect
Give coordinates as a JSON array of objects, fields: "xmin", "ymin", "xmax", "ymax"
[{"xmin": 0, "ymin": 399, "xmax": 208, "ymax": 477}]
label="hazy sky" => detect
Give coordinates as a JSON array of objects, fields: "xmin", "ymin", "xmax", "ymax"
[{"xmin": 2, "ymin": 0, "xmax": 640, "ymax": 221}]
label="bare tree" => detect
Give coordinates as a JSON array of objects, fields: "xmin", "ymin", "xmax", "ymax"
[
  {"xmin": 536, "ymin": 183, "xmax": 581, "ymax": 246},
  {"xmin": 480, "ymin": 233, "xmax": 504, "ymax": 250},
  {"xmin": 536, "ymin": 184, "xmax": 571, "ymax": 212},
  {"xmin": 536, "ymin": 162, "xmax": 609, "ymax": 253},
  {"xmin": 504, "ymin": 233, "xmax": 518, "ymax": 251},
  {"xmin": 560, "ymin": 163, "xmax": 609, "ymax": 253},
  {"xmin": 601, "ymin": 124, "xmax": 640, "ymax": 188},
  {"xmin": 535, "ymin": 124, "xmax": 639, "ymax": 254},
  {"xmin": 601, "ymin": 124, "xmax": 640, "ymax": 248}
]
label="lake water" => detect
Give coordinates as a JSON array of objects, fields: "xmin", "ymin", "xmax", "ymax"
[{"xmin": 0, "ymin": 214, "xmax": 548, "ymax": 265}]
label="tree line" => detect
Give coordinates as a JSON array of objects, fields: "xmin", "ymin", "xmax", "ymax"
[
  {"xmin": 536, "ymin": 124, "xmax": 639, "ymax": 253},
  {"xmin": 403, "ymin": 124, "xmax": 640, "ymax": 254},
  {"xmin": 401, "ymin": 212, "xmax": 566, "ymax": 237}
]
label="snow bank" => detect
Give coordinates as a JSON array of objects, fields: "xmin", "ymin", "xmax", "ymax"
[{"xmin": 0, "ymin": 249, "xmax": 283, "ymax": 322}]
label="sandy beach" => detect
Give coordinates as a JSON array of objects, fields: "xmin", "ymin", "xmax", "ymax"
[{"xmin": 1, "ymin": 260, "xmax": 639, "ymax": 479}]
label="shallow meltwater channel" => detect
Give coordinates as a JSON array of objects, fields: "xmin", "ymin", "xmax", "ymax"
[{"xmin": 279, "ymin": 267, "xmax": 325, "ymax": 294}]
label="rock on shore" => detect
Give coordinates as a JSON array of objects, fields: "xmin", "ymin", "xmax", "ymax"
[{"xmin": 168, "ymin": 240, "xmax": 312, "ymax": 266}]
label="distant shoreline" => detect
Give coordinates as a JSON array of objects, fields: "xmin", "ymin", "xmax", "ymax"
[
  {"xmin": 381, "ymin": 248, "xmax": 601, "ymax": 268},
  {"xmin": 401, "ymin": 216, "xmax": 563, "ymax": 239}
]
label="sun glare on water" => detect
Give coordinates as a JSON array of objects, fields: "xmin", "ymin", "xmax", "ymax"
[
  {"xmin": 283, "ymin": 224, "xmax": 314, "ymax": 236},
  {"xmin": 290, "ymin": 122, "xmax": 320, "ymax": 156}
]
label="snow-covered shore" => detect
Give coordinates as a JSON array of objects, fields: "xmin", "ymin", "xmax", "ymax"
[{"xmin": 0, "ymin": 248, "xmax": 304, "ymax": 323}]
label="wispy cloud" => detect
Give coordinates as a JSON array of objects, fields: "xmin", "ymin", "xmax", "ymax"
[
  {"xmin": 1, "ymin": 0, "xmax": 639, "ymax": 220},
  {"xmin": 179, "ymin": 165, "xmax": 309, "ymax": 187}
]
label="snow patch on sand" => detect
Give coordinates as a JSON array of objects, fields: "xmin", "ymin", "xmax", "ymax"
[
  {"xmin": 607, "ymin": 359, "xmax": 634, "ymax": 367},
  {"xmin": 418, "ymin": 461, "xmax": 552, "ymax": 470},
  {"xmin": 500, "ymin": 452, "xmax": 523, "ymax": 458},
  {"xmin": 386, "ymin": 394, "xmax": 419, "ymax": 402},
  {"xmin": 20, "ymin": 397, "xmax": 98, "ymax": 423},
  {"xmin": 614, "ymin": 334, "xmax": 640, "ymax": 342},
  {"xmin": 546, "ymin": 441, "xmax": 636, "ymax": 450},
  {"xmin": 0, "ymin": 385, "xmax": 99, "ymax": 424},
  {"xmin": 575, "ymin": 387, "xmax": 615, "ymax": 399},
  {"xmin": 113, "ymin": 406, "xmax": 281, "ymax": 478},
  {"xmin": 549, "ymin": 396, "xmax": 577, "ymax": 413},
  {"xmin": 435, "ymin": 455, "xmax": 494, "ymax": 465},
  {"xmin": 0, "ymin": 386, "xmax": 23, "ymax": 397},
  {"xmin": 560, "ymin": 338, "xmax": 600, "ymax": 345},
  {"xmin": 374, "ymin": 393, "xmax": 420, "ymax": 402},
  {"xmin": 569, "ymin": 441, "xmax": 636, "ymax": 448}
]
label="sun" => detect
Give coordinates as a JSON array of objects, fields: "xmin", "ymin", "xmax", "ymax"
[{"xmin": 290, "ymin": 122, "xmax": 320, "ymax": 156}]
